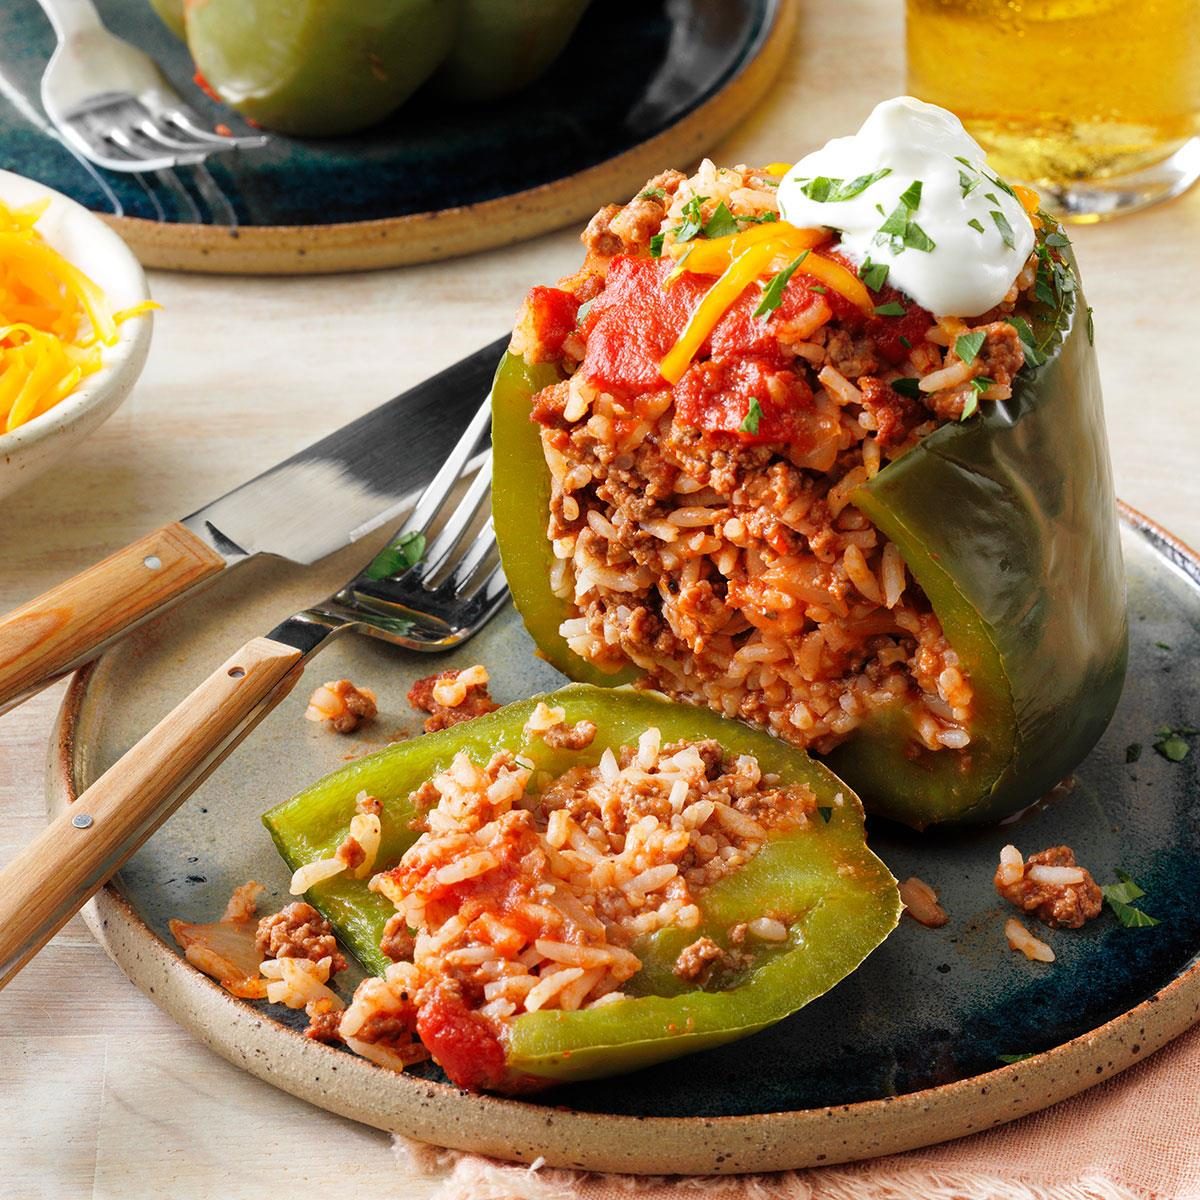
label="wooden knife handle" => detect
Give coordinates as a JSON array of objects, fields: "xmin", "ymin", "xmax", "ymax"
[
  {"xmin": 0, "ymin": 522, "xmax": 226, "ymax": 713},
  {"xmin": 0, "ymin": 635, "xmax": 304, "ymax": 988}
]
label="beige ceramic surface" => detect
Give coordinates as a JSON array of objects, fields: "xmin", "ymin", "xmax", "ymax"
[
  {"xmin": 3, "ymin": 0, "xmax": 1200, "ymax": 1192},
  {"xmin": 107, "ymin": 4, "xmax": 795, "ymax": 276},
  {"xmin": 40, "ymin": 506, "xmax": 1200, "ymax": 1175}
]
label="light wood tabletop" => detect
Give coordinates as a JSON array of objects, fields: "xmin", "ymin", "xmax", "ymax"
[{"xmin": 3, "ymin": 2, "xmax": 1199, "ymax": 1196}]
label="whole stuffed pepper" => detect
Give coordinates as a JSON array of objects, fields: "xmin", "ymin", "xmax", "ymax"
[
  {"xmin": 492, "ymin": 98, "xmax": 1127, "ymax": 830},
  {"xmin": 263, "ymin": 685, "xmax": 900, "ymax": 1093},
  {"xmin": 150, "ymin": 0, "xmax": 592, "ymax": 136}
]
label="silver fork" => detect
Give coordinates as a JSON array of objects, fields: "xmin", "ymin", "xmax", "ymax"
[
  {"xmin": 0, "ymin": 399, "xmax": 508, "ymax": 986},
  {"xmin": 36, "ymin": 0, "xmax": 267, "ymax": 173}
]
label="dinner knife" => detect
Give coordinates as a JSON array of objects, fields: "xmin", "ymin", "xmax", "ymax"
[{"xmin": 0, "ymin": 335, "xmax": 509, "ymax": 715}]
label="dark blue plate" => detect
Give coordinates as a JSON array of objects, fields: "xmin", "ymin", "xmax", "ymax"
[
  {"xmin": 0, "ymin": 0, "xmax": 785, "ymax": 269},
  {"xmin": 58, "ymin": 506, "xmax": 1200, "ymax": 1172}
]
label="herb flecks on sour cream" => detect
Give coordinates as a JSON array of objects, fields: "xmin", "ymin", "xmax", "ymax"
[{"xmin": 778, "ymin": 97, "xmax": 1035, "ymax": 317}]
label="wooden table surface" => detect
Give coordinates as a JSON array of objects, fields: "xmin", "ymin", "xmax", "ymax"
[{"xmin": 3, "ymin": 3, "xmax": 1199, "ymax": 1196}]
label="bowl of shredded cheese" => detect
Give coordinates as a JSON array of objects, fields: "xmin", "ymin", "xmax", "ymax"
[{"xmin": 0, "ymin": 170, "xmax": 154, "ymax": 499}]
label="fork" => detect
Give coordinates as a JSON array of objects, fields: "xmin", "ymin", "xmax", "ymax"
[
  {"xmin": 0, "ymin": 398, "xmax": 506, "ymax": 987},
  {"xmin": 36, "ymin": 0, "xmax": 267, "ymax": 173}
]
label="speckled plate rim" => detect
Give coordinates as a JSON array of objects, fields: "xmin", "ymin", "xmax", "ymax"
[
  {"xmin": 98, "ymin": 1, "xmax": 794, "ymax": 276},
  {"xmin": 46, "ymin": 502, "xmax": 1200, "ymax": 1176}
]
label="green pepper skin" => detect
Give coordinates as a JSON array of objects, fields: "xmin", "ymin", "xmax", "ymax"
[
  {"xmin": 430, "ymin": 0, "xmax": 592, "ymax": 103},
  {"xmin": 169, "ymin": 0, "xmax": 592, "ymax": 137},
  {"xmin": 263, "ymin": 685, "xmax": 899, "ymax": 1088},
  {"xmin": 149, "ymin": 0, "xmax": 186, "ymax": 40},
  {"xmin": 491, "ymin": 280, "xmax": 1126, "ymax": 829}
]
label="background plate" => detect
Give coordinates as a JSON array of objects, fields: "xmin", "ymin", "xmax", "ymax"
[
  {"xmin": 48, "ymin": 506, "xmax": 1200, "ymax": 1174},
  {"xmin": 0, "ymin": 0, "xmax": 792, "ymax": 273}
]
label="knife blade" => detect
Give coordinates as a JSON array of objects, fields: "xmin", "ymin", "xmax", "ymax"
[{"xmin": 0, "ymin": 334, "xmax": 509, "ymax": 715}]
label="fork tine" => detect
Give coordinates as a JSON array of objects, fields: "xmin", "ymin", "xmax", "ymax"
[
  {"xmin": 134, "ymin": 115, "xmax": 236, "ymax": 156},
  {"xmin": 398, "ymin": 400, "xmax": 492, "ymax": 540},
  {"xmin": 105, "ymin": 123, "xmax": 204, "ymax": 169},
  {"xmin": 162, "ymin": 107, "xmax": 269, "ymax": 150},
  {"xmin": 417, "ymin": 456, "xmax": 493, "ymax": 583},
  {"xmin": 478, "ymin": 563, "xmax": 510, "ymax": 606},
  {"xmin": 452, "ymin": 517, "xmax": 499, "ymax": 598}
]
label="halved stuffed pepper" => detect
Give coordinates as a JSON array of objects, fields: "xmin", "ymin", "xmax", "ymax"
[
  {"xmin": 263, "ymin": 684, "xmax": 900, "ymax": 1093},
  {"xmin": 492, "ymin": 98, "xmax": 1127, "ymax": 829}
]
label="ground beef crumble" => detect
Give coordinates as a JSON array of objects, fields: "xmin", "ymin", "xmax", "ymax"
[
  {"xmin": 407, "ymin": 666, "xmax": 499, "ymax": 733},
  {"xmin": 256, "ymin": 902, "xmax": 348, "ymax": 975},
  {"xmin": 380, "ymin": 913, "xmax": 416, "ymax": 963},
  {"xmin": 305, "ymin": 679, "xmax": 377, "ymax": 734},
  {"xmin": 305, "ymin": 1008, "xmax": 344, "ymax": 1043},
  {"xmin": 539, "ymin": 718, "xmax": 598, "ymax": 750},
  {"xmin": 994, "ymin": 846, "xmax": 1103, "ymax": 929}
]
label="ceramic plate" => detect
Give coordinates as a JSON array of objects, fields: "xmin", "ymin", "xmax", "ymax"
[
  {"xmin": 0, "ymin": 0, "xmax": 792, "ymax": 273},
  {"xmin": 48, "ymin": 505, "xmax": 1200, "ymax": 1174}
]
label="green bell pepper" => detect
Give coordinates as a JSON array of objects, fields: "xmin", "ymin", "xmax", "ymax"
[
  {"xmin": 491, "ymin": 266, "xmax": 1127, "ymax": 830},
  {"xmin": 150, "ymin": 0, "xmax": 591, "ymax": 137},
  {"xmin": 263, "ymin": 684, "xmax": 900, "ymax": 1089}
]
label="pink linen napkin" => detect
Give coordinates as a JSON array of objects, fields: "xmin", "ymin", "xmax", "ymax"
[{"xmin": 392, "ymin": 1022, "xmax": 1200, "ymax": 1200}]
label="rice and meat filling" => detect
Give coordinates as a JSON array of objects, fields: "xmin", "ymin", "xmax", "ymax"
[
  {"xmin": 340, "ymin": 723, "xmax": 817, "ymax": 1087},
  {"xmin": 513, "ymin": 162, "xmax": 1043, "ymax": 756}
]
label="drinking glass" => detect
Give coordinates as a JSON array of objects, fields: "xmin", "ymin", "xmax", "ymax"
[{"xmin": 906, "ymin": 0, "xmax": 1200, "ymax": 221}]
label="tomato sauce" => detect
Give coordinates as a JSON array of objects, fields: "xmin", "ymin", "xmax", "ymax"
[{"xmin": 416, "ymin": 986, "xmax": 508, "ymax": 1092}]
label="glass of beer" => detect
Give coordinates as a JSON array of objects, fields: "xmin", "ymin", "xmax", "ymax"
[{"xmin": 906, "ymin": 0, "xmax": 1200, "ymax": 221}]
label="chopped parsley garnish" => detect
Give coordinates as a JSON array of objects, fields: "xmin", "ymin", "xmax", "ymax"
[
  {"xmin": 649, "ymin": 232, "xmax": 665, "ymax": 258},
  {"xmin": 991, "ymin": 209, "xmax": 1016, "ymax": 249},
  {"xmin": 1006, "ymin": 316, "xmax": 1047, "ymax": 367},
  {"xmin": 754, "ymin": 251, "xmax": 809, "ymax": 318},
  {"xmin": 739, "ymin": 396, "xmax": 763, "ymax": 435},
  {"xmin": 638, "ymin": 187, "xmax": 667, "ymax": 200},
  {"xmin": 738, "ymin": 211, "xmax": 781, "ymax": 225},
  {"xmin": 817, "ymin": 805, "xmax": 833, "ymax": 823},
  {"xmin": 364, "ymin": 530, "xmax": 426, "ymax": 581},
  {"xmin": 1153, "ymin": 725, "xmax": 1198, "ymax": 762},
  {"xmin": 810, "ymin": 284, "xmax": 828, "ymax": 293},
  {"xmin": 1101, "ymin": 871, "xmax": 1160, "ymax": 928},
  {"xmin": 874, "ymin": 179, "xmax": 936, "ymax": 254},
  {"xmin": 984, "ymin": 191, "xmax": 1000, "ymax": 205},
  {"xmin": 968, "ymin": 217, "xmax": 985, "ymax": 234},
  {"xmin": 1045, "ymin": 231, "xmax": 1071, "ymax": 248},
  {"xmin": 970, "ymin": 376, "xmax": 995, "ymax": 394},
  {"xmin": 998, "ymin": 1053, "xmax": 1034, "ymax": 1064},
  {"xmin": 873, "ymin": 301, "xmax": 906, "ymax": 317},
  {"xmin": 891, "ymin": 377, "xmax": 922, "ymax": 398},
  {"xmin": 674, "ymin": 195, "xmax": 708, "ymax": 243},
  {"xmin": 575, "ymin": 298, "xmax": 595, "ymax": 325},
  {"xmin": 961, "ymin": 382, "xmax": 991, "ymax": 421},
  {"xmin": 1087, "ymin": 306, "xmax": 1095, "ymax": 345},
  {"xmin": 795, "ymin": 167, "xmax": 892, "ymax": 203},
  {"xmin": 899, "ymin": 334, "xmax": 912, "ymax": 349},
  {"xmin": 701, "ymin": 201, "xmax": 739, "ymax": 239},
  {"xmin": 959, "ymin": 169, "xmax": 979, "ymax": 198},
  {"xmin": 859, "ymin": 257, "xmax": 889, "ymax": 291},
  {"xmin": 955, "ymin": 330, "xmax": 986, "ymax": 365},
  {"xmin": 1126, "ymin": 743, "xmax": 1142, "ymax": 763},
  {"xmin": 1156, "ymin": 641, "xmax": 1171, "ymax": 650}
]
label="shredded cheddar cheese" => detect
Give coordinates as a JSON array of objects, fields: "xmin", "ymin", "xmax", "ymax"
[
  {"xmin": 0, "ymin": 197, "xmax": 155, "ymax": 435},
  {"xmin": 659, "ymin": 220, "xmax": 873, "ymax": 384}
]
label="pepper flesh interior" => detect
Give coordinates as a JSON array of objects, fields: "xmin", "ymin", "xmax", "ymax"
[{"xmin": 263, "ymin": 686, "xmax": 901, "ymax": 1092}]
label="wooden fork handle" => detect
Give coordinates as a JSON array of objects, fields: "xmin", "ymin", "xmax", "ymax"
[
  {"xmin": 0, "ymin": 522, "xmax": 226, "ymax": 715},
  {"xmin": 0, "ymin": 635, "xmax": 304, "ymax": 988}
]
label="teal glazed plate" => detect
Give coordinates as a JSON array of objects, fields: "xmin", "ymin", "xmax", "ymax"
[
  {"xmin": 0, "ymin": 0, "xmax": 793, "ymax": 273},
  {"xmin": 48, "ymin": 505, "xmax": 1200, "ymax": 1174}
]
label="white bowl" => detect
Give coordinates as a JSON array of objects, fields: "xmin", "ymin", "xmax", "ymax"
[{"xmin": 0, "ymin": 170, "xmax": 152, "ymax": 500}]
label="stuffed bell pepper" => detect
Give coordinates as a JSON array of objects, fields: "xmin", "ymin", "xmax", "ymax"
[
  {"xmin": 151, "ymin": 0, "xmax": 592, "ymax": 136},
  {"xmin": 492, "ymin": 97, "xmax": 1127, "ymax": 830},
  {"xmin": 263, "ymin": 685, "xmax": 900, "ymax": 1093}
]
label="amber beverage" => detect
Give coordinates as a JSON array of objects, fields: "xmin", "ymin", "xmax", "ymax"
[{"xmin": 906, "ymin": 0, "xmax": 1200, "ymax": 219}]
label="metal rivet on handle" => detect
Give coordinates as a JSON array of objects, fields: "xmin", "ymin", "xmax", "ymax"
[
  {"xmin": 143, "ymin": 555, "xmax": 162, "ymax": 570},
  {"xmin": 72, "ymin": 813, "xmax": 94, "ymax": 829}
]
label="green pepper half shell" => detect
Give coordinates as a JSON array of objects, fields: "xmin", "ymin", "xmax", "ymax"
[
  {"xmin": 263, "ymin": 684, "xmax": 900, "ymax": 1089},
  {"xmin": 491, "ymin": 272, "xmax": 1127, "ymax": 830},
  {"xmin": 157, "ymin": 0, "xmax": 591, "ymax": 137}
]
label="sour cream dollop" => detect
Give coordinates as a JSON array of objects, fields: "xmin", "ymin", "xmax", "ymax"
[{"xmin": 778, "ymin": 97, "xmax": 1035, "ymax": 317}]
